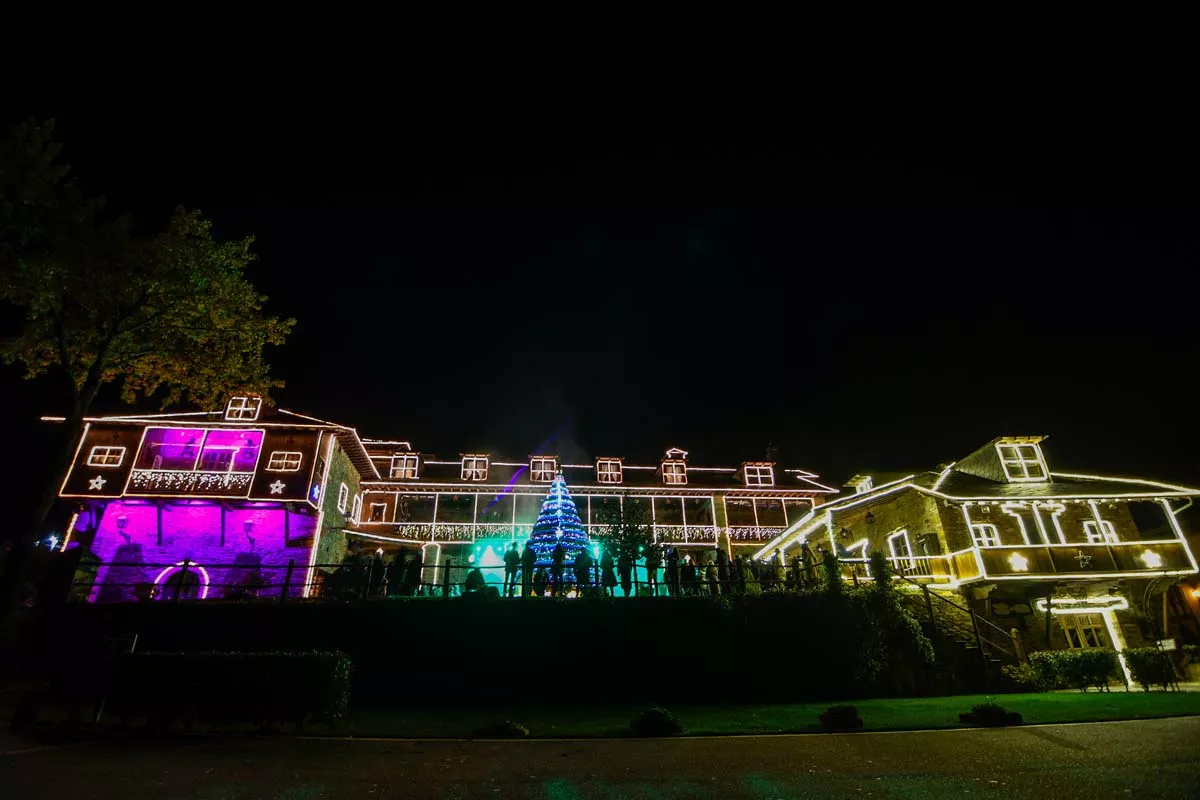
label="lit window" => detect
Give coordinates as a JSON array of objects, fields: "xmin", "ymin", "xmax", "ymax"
[
  {"xmin": 351, "ymin": 493, "xmax": 362, "ymax": 523},
  {"xmin": 596, "ymin": 459, "xmax": 623, "ymax": 484},
  {"xmin": 389, "ymin": 454, "xmax": 419, "ymax": 479},
  {"xmin": 266, "ymin": 451, "xmax": 303, "ymax": 472},
  {"xmin": 224, "ymin": 396, "xmax": 262, "ymax": 421},
  {"xmin": 87, "ymin": 446, "xmax": 126, "ymax": 467},
  {"xmin": 970, "ymin": 523, "xmax": 1001, "ymax": 547},
  {"xmin": 888, "ymin": 529, "xmax": 916, "ymax": 570},
  {"xmin": 1082, "ymin": 520, "xmax": 1118, "ymax": 544},
  {"xmin": 461, "ymin": 455, "xmax": 489, "ymax": 481},
  {"xmin": 530, "ymin": 457, "xmax": 557, "ymax": 482},
  {"xmin": 662, "ymin": 461, "xmax": 687, "ymax": 485},
  {"xmin": 369, "ymin": 503, "xmax": 387, "ymax": 522},
  {"xmin": 337, "ymin": 483, "xmax": 349, "ymax": 513},
  {"xmin": 996, "ymin": 443, "xmax": 1047, "ymax": 482},
  {"xmin": 1061, "ymin": 614, "xmax": 1106, "ymax": 649},
  {"xmin": 744, "ymin": 464, "xmax": 775, "ymax": 487}
]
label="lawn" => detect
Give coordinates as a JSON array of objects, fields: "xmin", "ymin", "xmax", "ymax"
[{"xmin": 335, "ymin": 690, "xmax": 1200, "ymax": 739}]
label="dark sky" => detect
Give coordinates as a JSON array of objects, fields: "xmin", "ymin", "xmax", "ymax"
[{"xmin": 4, "ymin": 103, "xmax": 1200, "ymax": 523}]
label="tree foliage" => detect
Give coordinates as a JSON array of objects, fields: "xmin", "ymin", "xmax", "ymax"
[
  {"xmin": 0, "ymin": 118, "xmax": 295, "ymax": 417},
  {"xmin": 594, "ymin": 496, "xmax": 657, "ymax": 564}
]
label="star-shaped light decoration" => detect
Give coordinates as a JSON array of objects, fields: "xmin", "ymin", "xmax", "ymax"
[
  {"xmin": 269, "ymin": 480, "xmax": 286, "ymax": 495},
  {"xmin": 1075, "ymin": 549, "xmax": 1093, "ymax": 569},
  {"xmin": 1140, "ymin": 549, "xmax": 1164, "ymax": 569},
  {"xmin": 88, "ymin": 475, "xmax": 107, "ymax": 491},
  {"xmin": 1008, "ymin": 552, "xmax": 1030, "ymax": 572}
]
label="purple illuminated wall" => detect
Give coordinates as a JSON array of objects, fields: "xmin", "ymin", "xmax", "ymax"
[
  {"xmin": 135, "ymin": 427, "xmax": 263, "ymax": 472},
  {"xmin": 82, "ymin": 499, "xmax": 315, "ymax": 601}
]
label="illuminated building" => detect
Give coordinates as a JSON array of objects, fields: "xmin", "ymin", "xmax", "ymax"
[
  {"xmin": 754, "ymin": 436, "xmax": 1200, "ymax": 658},
  {"xmin": 53, "ymin": 399, "xmax": 836, "ymax": 599}
]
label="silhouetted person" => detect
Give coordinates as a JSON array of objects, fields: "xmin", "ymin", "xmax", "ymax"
[
  {"xmin": 705, "ymin": 558, "xmax": 719, "ymax": 596},
  {"xmin": 716, "ymin": 548, "xmax": 731, "ymax": 593},
  {"xmin": 664, "ymin": 548, "xmax": 680, "ymax": 597},
  {"xmin": 533, "ymin": 568, "xmax": 548, "ymax": 597},
  {"xmin": 503, "ymin": 542, "xmax": 520, "ymax": 597},
  {"xmin": 617, "ymin": 549, "xmax": 633, "ymax": 597},
  {"xmin": 551, "ymin": 543, "xmax": 565, "ymax": 596},
  {"xmin": 645, "ymin": 548, "xmax": 661, "ymax": 596},
  {"xmin": 733, "ymin": 555, "xmax": 746, "ymax": 594},
  {"xmin": 520, "ymin": 543, "xmax": 536, "ymax": 597},
  {"xmin": 600, "ymin": 547, "xmax": 617, "ymax": 597},
  {"xmin": 681, "ymin": 556, "xmax": 698, "ymax": 596},
  {"xmin": 405, "ymin": 551, "xmax": 423, "ymax": 596},
  {"xmin": 465, "ymin": 566, "xmax": 485, "ymax": 594},
  {"xmin": 573, "ymin": 549, "xmax": 593, "ymax": 591}
]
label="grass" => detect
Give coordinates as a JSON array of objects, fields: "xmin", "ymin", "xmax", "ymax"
[{"xmin": 331, "ymin": 691, "xmax": 1200, "ymax": 739}]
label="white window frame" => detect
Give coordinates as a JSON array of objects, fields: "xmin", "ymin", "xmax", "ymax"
[
  {"xmin": 337, "ymin": 483, "xmax": 349, "ymax": 513},
  {"xmin": 744, "ymin": 464, "xmax": 775, "ymax": 487},
  {"xmin": 351, "ymin": 493, "xmax": 362, "ymax": 524},
  {"xmin": 887, "ymin": 529, "xmax": 917, "ymax": 570},
  {"xmin": 87, "ymin": 445, "xmax": 126, "ymax": 467},
  {"xmin": 369, "ymin": 502, "xmax": 387, "ymax": 523},
  {"xmin": 266, "ymin": 451, "xmax": 303, "ymax": 472},
  {"xmin": 389, "ymin": 454, "xmax": 419, "ymax": 479},
  {"xmin": 970, "ymin": 523, "xmax": 1001, "ymax": 548},
  {"xmin": 461, "ymin": 455, "xmax": 489, "ymax": 481},
  {"xmin": 662, "ymin": 460, "xmax": 687, "ymax": 485},
  {"xmin": 224, "ymin": 396, "xmax": 262, "ymax": 421},
  {"xmin": 1061, "ymin": 614, "xmax": 1107, "ymax": 649},
  {"xmin": 530, "ymin": 457, "xmax": 557, "ymax": 483},
  {"xmin": 996, "ymin": 443, "xmax": 1048, "ymax": 482},
  {"xmin": 596, "ymin": 459, "xmax": 623, "ymax": 484},
  {"xmin": 1082, "ymin": 520, "xmax": 1118, "ymax": 544}
]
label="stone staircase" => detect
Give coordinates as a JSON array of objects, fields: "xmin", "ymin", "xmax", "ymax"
[{"xmin": 899, "ymin": 587, "xmax": 1013, "ymax": 693}]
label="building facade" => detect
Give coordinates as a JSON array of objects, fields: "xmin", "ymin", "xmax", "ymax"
[
  {"xmin": 754, "ymin": 436, "xmax": 1200, "ymax": 666},
  {"xmin": 55, "ymin": 397, "xmax": 377, "ymax": 600}
]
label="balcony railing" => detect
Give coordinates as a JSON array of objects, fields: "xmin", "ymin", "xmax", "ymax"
[{"xmin": 127, "ymin": 469, "xmax": 254, "ymax": 496}]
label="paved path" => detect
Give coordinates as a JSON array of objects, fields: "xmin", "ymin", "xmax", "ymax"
[{"xmin": 2, "ymin": 716, "xmax": 1197, "ymax": 798}]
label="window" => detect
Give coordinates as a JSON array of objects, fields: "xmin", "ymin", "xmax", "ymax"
[
  {"xmin": 351, "ymin": 493, "xmax": 362, "ymax": 523},
  {"xmin": 224, "ymin": 396, "xmax": 262, "ymax": 421},
  {"xmin": 1083, "ymin": 520, "xmax": 1118, "ymax": 544},
  {"xmin": 996, "ymin": 443, "xmax": 1048, "ymax": 482},
  {"xmin": 970, "ymin": 523, "xmax": 1001, "ymax": 547},
  {"xmin": 530, "ymin": 457, "xmax": 557, "ymax": 482},
  {"xmin": 266, "ymin": 451, "xmax": 303, "ymax": 472},
  {"xmin": 87, "ymin": 446, "xmax": 126, "ymax": 467},
  {"xmin": 662, "ymin": 461, "xmax": 687, "ymax": 485},
  {"xmin": 888, "ymin": 529, "xmax": 916, "ymax": 570},
  {"xmin": 389, "ymin": 454, "xmax": 418, "ymax": 479},
  {"xmin": 337, "ymin": 483, "xmax": 349, "ymax": 513},
  {"xmin": 461, "ymin": 455, "xmax": 489, "ymax": 481},
  {"xmin": 369, "ymin": 503, "xmax": 387, "ymax": 523},
  {"xmin": 1061, "ymin": 614, "xmax": 1107, "ymax": 649},
  {"xmin": 135, "ymin": 427, "xmax": 263, "ymax": 473},
  {"xmin": 198, "ymin": 448, "xmax": 235, "ymax": 472},
  {"xmin": 744, "ymin": 464, "xmax": 775, "ymax": 487},
  {"xmin": 596, "ymin": 459, "xmax": 623, "ymax": 484}
]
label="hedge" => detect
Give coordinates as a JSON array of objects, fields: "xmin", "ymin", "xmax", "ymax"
[
  {"xmin": 1122, "ymin": 648, "xmax": 1177, "ymax": 691},
  {"xmin": 106, "ymin": 651, "xmax": 351, "ymax": 728},
  {"xmin": 1027, "ymin": 649, "xmax": 1120, "ymax": 691}
]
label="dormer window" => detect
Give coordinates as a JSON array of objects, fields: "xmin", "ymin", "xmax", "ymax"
[
  {"xmin": 996, "ymin": 443, "xmax": 1048, "ymax": 482},
  {"xmin": 743, "ymin": 463, "xmax": 775, "ymax": 487},
  {"xmin": 461, "ymin": 455, "xmax": 489, "ymax": 481},
  {"xmin": 662, "ymin": 461, "xmax": 687, "ymax": 485},
  {"xmin": 596, "ymin": 458, "xmax": 623, "ymax": 484},
  {"xmin": 224, "ymin": 396, "xmax": 262, "ymax": 421},
  {"xmin": 846, "ymin": 475, "xmax": 874, "ymax": 495},
  {"xmin": 389, "ymin": 454, "xmax": 419, "ymax": 479},
  {"xmin": 530, "ymin": 456, "xmax": 557, "ymax": 482},
  {"xmin": 87, "ymin": 446, "xmax": 126, "ymax": 467}
]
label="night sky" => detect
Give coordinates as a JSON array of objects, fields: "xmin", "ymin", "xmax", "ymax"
[{"xmin": 4, "ymin": 104, "xmax": 1199, "ymax": 527}]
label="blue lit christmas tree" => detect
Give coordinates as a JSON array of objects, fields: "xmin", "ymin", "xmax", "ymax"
[{"xmin": 527, "ymin": 472, "xmax": 590, "ymax": 569}]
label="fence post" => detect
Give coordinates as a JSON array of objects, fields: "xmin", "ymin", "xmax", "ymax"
[
  {"xmin": 922, "ymin": 584, "xmax": 935, "ymax": 626},
  {"xmin": 441, "ymin": 563, "xmax": 450, "ymax": 599},
  {"xmin": 281, "ymin": 559, "xmax": 295, "ymax": 601}
]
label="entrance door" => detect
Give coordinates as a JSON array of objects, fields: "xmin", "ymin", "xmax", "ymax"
[{"xmin": 1060, "ymin": 613, "xmax": 1109, "ymax": 648}]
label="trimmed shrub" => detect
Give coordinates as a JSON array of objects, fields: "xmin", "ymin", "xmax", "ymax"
[
  {"xmin": 1001, "ymin": 662, "xmax": 1051, "ymax": 692},
  {"xmin": 630, "ymin": 706, "xmax": 683, "ymax": 737},
  {"xmin": 819, "ymin": 705, "xmax": 863, "ymax": 730},
  {"xmin": 1029, "ymin": 649, "xmax": 1118, "ymax": 691},
  {"xmin": 1123, "ymin": 648, "xmax": 1176, "ymax": 691},
  {"xmin": 960, "ymin": 700, "xmax": 1022, "ymax": 727},
  {"xmin": 106, "ymin": 651, "xmax": 351, "ymax": 729}
]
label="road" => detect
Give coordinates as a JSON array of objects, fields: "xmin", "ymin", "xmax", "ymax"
[{"xmin": 2, "ymin": 716, "xmax": 1197, "ymax": 798}]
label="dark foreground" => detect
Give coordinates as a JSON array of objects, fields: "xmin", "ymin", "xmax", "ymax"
[{"xmin": 3, "ymin": 716, "xmax": 1197, "ymax": 799}]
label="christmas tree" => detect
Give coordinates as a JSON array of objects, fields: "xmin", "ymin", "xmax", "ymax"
[{"xmin": 527, "ymin": 472, "xmax": 590, "ymax": 569}]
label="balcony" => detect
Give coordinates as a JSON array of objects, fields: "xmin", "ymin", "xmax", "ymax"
[
  {"xmin": 977, "ymin": 540, "xmax": 1195, "ymax": 580},
  {"xmin": 652, "ymin": 525, "xmax": 720, "ymax": 544},
  {"xmin": 127, "ymin": 469, "xmax": 254, "ymax": 497}
]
